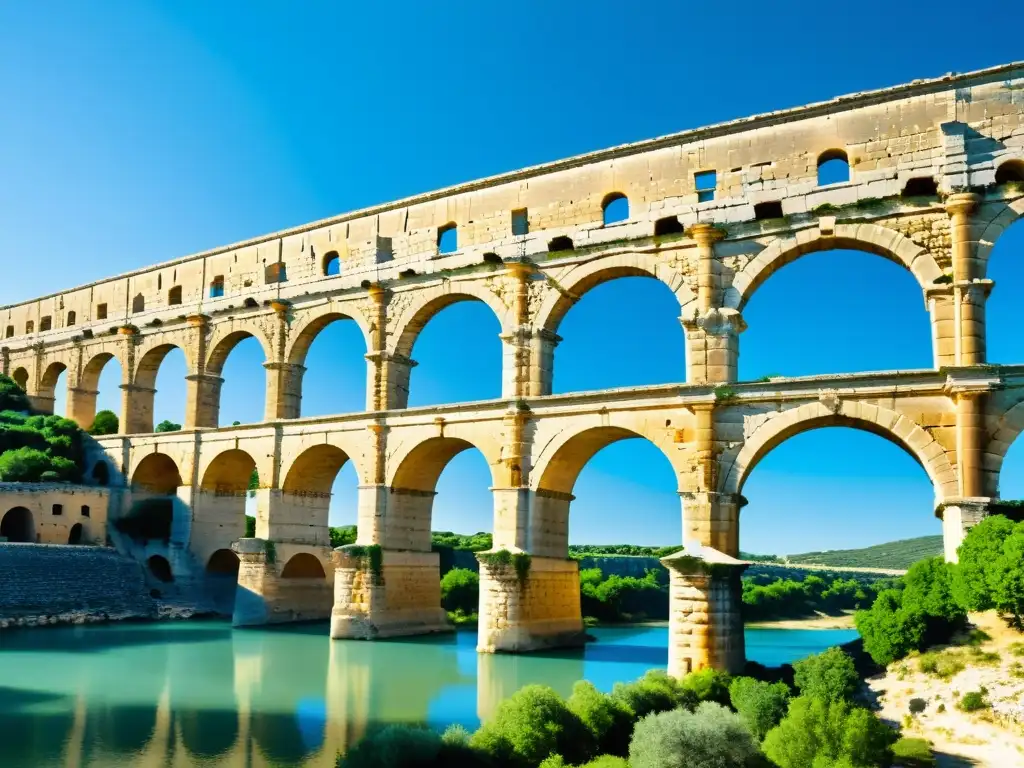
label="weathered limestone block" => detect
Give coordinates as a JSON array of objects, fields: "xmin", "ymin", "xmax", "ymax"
[
  {"xmin": 661, "ymin": 547, "xmax": 747, "ymax": 676},
  {"xmin": 683, "ymin": 309, "xmax": 745, "ymax": 384},
  {"xmin": 329, "ymin": 547, "xmax": 450, "ymax": 639},
  {"xmin": 477, "ymin": 552, "xmax": 584, "ymax": 653}
]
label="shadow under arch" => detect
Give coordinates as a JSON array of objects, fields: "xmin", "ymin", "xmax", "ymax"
[
  {"xmin": 176, "ymin": 708, "xmax": 240, "ymax": 761},
  {"xmin": 200, "ymin": 448, "xmax": 256, "ymax": 494},
  {"xmin": 281, "ymin": 552, "xmax": 327, "ymax": 578},
  {"xmin": 1, "ymin": 506, "xmax": 35, "ymax": 542},
  {"xmin": 282, "ymin": 444, "xmax": 358, "ymax": 494},
  {"xmin": 125, "ymin": 454, "xmax": 184, "ymax": 546},
  {"xmin": 38, "ymin": 360, "xmax": 67, "ymax": 414}
]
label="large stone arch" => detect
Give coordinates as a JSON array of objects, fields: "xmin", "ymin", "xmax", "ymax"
[
  {"xmin": 205, "ymin": 328, "xmax": 272, "ymax": 376},
  {"xmin": 134, "ymin": 342, "xmax": 190, "ymax": 391},
  {"xmin": 38, "ymin": 360, "xmax": 68, "ymax": 408},
  {"xmin": 985, "ymin": 393, "xmax": 1024, "ymax": 497},
  {"xmin": 286, "ymin": 307, "xmax": 372, "ymax": 367},
  {"xmin": 530, "ymin": 424, "xmax": 684, "ymax": 559},
  {"xmin": 281, "ymin": 443, "xmax": 362, "ymax": 494},
  {"xmin": 719, "ymin": 400, "xmax": 957, "ymax": 504},
  {"xmin": 10, "ymin": 366, "xmax": 29, "ymax": 390},
  {"xmin": 535, "ymin": 252, "xmax": 697, "ymax": 334},
  {"xmin": 199, "ymin": 448, "xmax": 257, "ymax": 493},
  {"xmin": 976, "ymin": 190, "xmax": 1024, "ymax": 272},
  {"xmin": 131, "ymin": 452, "xmax": 183, "ymax": 493},
  {"xmin": 81, "ymin": 350, "xmax": 121, "ymax": 392},
  {"xmin": 724, "ymin": 222, "xmax": 944, "ymax": 311},
  {"xmin": 388, "ymin": 282, "xmax": 512, "ymax": 359},
  {"xmin": 1, "ymin": 506, "xmax": 35, "ymax": 542}
]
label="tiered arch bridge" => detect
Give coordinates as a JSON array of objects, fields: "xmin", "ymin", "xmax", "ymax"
[{"xmin": 5, "ymin": 61, "xmax": 1024, "ymax": 674}]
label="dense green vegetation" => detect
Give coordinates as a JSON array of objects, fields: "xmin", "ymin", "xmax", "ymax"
[
  {"xmin": 854, "ymin": 516, "xmax": 1024, "ymax": 666},
  {"xmin": 337, "ymin": 647, "xmax": 910, "ymax": 767},
  {"xmin": 88, "ymin": 409, "xmax": 119, "ymax": 436},
  {"xmin": 569, "ymin": 544, "xmax": 779, "ymax": 562},
  {"xmin": 787, "ymin": 535, "xmax": 943, "ymax": 570},
  {"xmin": 742, "ymin": 572, "xmax": 891, "ymax": 621},
  {"xmin": 0, "ymin": 408, "xmax": 85, "ymax": 483},
  {"xmin": 155, "ymin": 419, "xmax": 181, "ymax": 432},
  {"xmin": 432, "ymin": 530, "xmax": 493, "ymax": 551}
]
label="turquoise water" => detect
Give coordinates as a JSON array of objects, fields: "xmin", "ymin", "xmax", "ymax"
[{"xmin": 0, "ymin": 621, "xmax": 857, "ymax": 767}]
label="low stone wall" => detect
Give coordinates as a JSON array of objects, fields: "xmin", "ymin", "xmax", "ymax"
[{"xmin": 0, "ymin": 543, "xmax": 156, "ymax": 627}]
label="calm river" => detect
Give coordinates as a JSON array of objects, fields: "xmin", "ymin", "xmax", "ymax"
[{"xmin": 0, "ymin": 621, "xmax": 857, "ymax": 768}]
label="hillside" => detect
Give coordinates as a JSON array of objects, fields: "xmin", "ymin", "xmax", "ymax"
[{"xmin": 786, "ymin": 535, "xmax": 943, "ymax": 570}]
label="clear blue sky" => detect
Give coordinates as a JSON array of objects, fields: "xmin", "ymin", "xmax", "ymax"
[{"xmin": 2, "ymin": 1, "xmax": 1023, "ymax": 554}]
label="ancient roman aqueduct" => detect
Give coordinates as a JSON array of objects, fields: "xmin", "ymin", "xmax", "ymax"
[{"xmin": 3, "ymin": 62, "xmax": 1024, "ymax": 675}]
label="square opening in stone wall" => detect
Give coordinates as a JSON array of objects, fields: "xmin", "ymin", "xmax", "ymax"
[
  {"xmin": 754, "ymin": 201, "xmax": 784, "ymax": 220},
  {"xmin": 511, "ymin": 208, "xmax": 529, "ymax": 237},
  {"xmin": 52, "ymin": 504, "xmax": 63, "ymax": 515},
  {"xmin": 96, "ymin": 303, "xmax": 108, "ymax": 320},
  {"xmin": 901, "ymin": 177, "xmax": 939, "ymax": 198},
  {"xmin": 654, "ymin": 216, "xmax": 685, "ymax": 236},
  {"xmin": 81, "ymin": 505, "xmax": 90, "ymax": 517},
  {"xmin": 695, "ymin": 170, "xmax": 716, "ymax": 203}
]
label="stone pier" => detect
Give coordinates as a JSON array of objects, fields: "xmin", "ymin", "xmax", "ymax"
[{"xmin": 232, "ymin": 539, "xmax": 333, "ymax": 626}]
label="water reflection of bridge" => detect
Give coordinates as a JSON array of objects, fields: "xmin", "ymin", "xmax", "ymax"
[{"xmin": 0, "ymin": 624, "xmax": 587, "ymax": 767}]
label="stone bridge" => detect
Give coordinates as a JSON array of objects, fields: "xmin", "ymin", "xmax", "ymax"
[{"xmin": 4, "ymin": 61, "xmax": 1024, "ymax": 674}]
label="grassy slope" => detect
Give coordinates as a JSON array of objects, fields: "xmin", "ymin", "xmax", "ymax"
[{"xmin": 786, "ymin": 535, "xmax": 943, "ymax": 570}]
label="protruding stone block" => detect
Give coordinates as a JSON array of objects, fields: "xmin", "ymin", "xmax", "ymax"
[{"xmin": 938, "ymin": 497, "xmax": 990, "ymax": 562}]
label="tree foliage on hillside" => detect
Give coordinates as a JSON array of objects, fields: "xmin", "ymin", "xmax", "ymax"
[
  {"xmin": 0, "ymin": 375, "xmax": 31, "ymax": 412},
  {"xmin": 787, "ymin": 535, "xmax": 944, "ymax": 570},
  {"xmin": 0, "ymin": 410, "xmax": 84, "ymax": 482},
  {"xmin": 953, "ymin": 515, "xmax": 1024, "ymax": 626},
  {"xmin": 432, "ymin": 531, "xmax": 492, "ymax": 551}
]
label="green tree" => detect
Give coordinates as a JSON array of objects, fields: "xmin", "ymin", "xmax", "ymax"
[
  {"xmin": 679, "ymin": 668, "xmax": 731, "ymax": 707},
  {"xmin": 792, "ymin": 647, "xmax": 859, "ymax": 703},
  {"xmin": 470, "ymin": 685, "xmax": 595, "ymax": 767},
  {"xmin": 856, "ymin": 589, "xmax": 926, "ymax": 666},
  {"xmin": 245, "ymin": 515, "xmax": 256, "ymax": 538},
  {"xmin": 610, "ymin": 670, "xmax": 689, "ymax": 719},
  {"xmin": 337, "ymin": 724, "xmax": 441, "ymax": 767},
  {"xmin": 762, "ymin": 696, "xmax": 897, "ymax": 768},
  {"xmin": 155, "ymin": 420, "xmax": 181, "ymax": 432},
  {"xmin": 0, "ymin": 374, "xmax": 30, "ymax": 412},
  {"xmin": 628, "ymin": 702, "xmax": 760, "ymax": 768},
  {"xmin": 0, "ymin": 446, "xmax": 77, "ymax": 482},
  {"xmin": 566, "ymin": 681, "xmax": 633, "ymax": 757},
  {"xmin": 953, "ymin": 515, "xmax": 1024, "ymax": 626},
  {"xmin": 330, "ymin": 525, "xmax": 357, "ymax": 548},
  {"xmin": 440, "ymin": 568, "xmax": 479, "ymax": 614},
  {"xmin": 88, "ymin": 409, "xmax": 119, "ymax": 436},
  {"xmin": 728, "ymin": 676, "xmax": 790, "ymax": 740}
]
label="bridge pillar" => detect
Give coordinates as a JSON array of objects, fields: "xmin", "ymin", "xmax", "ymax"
[
  {"xmin": 66, "ymin": 387, "xmax": 99, "ymax": 428},
  {"xmin": 329, "ymin": 546, "xmax": 449, "ymax": 639},
  {"xmin": 476, "ymin": 550, "xmax": 585, "ymax": 653},
  {"xmin": 263, "ymin": 362, "xmax": 305, "ymax": 420},
  {"xmin": 938, "ymin": 498, "xmax": 991, "ymax": 563},
  {"xmin": 189, "ymin": 487, "xmax": 247, "ymax": 567},
  {"xmin": 120, "ymin": 383, "xmax": 156, "ymax": 434},
  {"xmin": 184, "ymin": 373, "xmax": 223, "ymax": 428},
  {"xmin": 365, "ymin": 352, "xmax": 416, "ymax": 410},
  {"xmin": 927, "ymin": 285, "xmax": 957, "ymax": 368},
  {"xmin": 681, "ymin": 491, "xmax": 741, "ymax": 556},
  {"xmin": 946, "ymin": 193, "xmax": 993, "ymax": 366},
  {"xmin": 661, "ymin": 548, "xmax": 747, "ymax": 676},
  {"xmin": 684, "ymin": 223, "xmax": 743, "ymax": 384}
]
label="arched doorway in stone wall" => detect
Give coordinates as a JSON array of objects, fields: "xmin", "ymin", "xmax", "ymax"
[
  {"xmin": 68, "ymin": 523, "xmax": 84, "ymax": 545},
  {"xmin": 280, "ymin": 553, "xmax": 326, "ymax": 579},
  {"xmin": 147, "ymin": 555, "xmax": 174, "ymax": 583},
  {"xmin": 1, "ymin": 507, "xmax": 35, "ymax": 542},
  {"xmin": 125, "ymin": 454, "xmax": 183, "ymax": 545}
]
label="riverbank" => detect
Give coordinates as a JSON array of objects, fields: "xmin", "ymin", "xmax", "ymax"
[{"xmin": 745, "ymin": 612, "xmax": 857, "ymax": 630}]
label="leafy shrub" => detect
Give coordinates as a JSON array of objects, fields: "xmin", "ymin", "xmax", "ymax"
[
  {"xmin": 917, "ymin": 651, "xmax": 964, "ymax": 680},
  {"xmin": 762, "ymin": 695, "xmax": 897, "ymax": 768},
  {"xmin": 792, "ymin": 647, "xmax": 859, "ymax": 703},
  {"xmin": 953, "ymin": 515, "xmax": 1024, "ymax": 626},
  {"xmin": 0, "ymin": 375, "xmax": 30, "ymax": 412},
  {"xmin": 470, "ymin": 685, "xmax": 594, "ymax": 767},
  {"xmin": 566, "ymin": 681, "xmax": 633, "ymax": 756},
  {"xmin": 539, "ymin": 757, "xmax": 628, "ymax": 768},
  {"xmin": 0, "ymin": 446, "xmax": 76, "ymax": 482},
  {"xmin": 155, "ymin": 419, "xmax": 181, "ymax": 432},
  {"xmin": 856, "ymin": 589, "xmax": 927, "ymax": 666},
  {"xmin": 330, "ymin": 525, "xmax": 357, "ymax": 548},
  {"xmin": 908, "ymin": 697, "xmax": 927, "ymax": 714},
  {"xmin": 628, "ymin": 702, "xmax": 759, "ymax": 768},
  {"xmin": 957, "ymin": 691, "xmax": 989, "ymax": 712},
  {"xmin": 580, "ymin": 567, "xmax": 665, "ymax": 622},
  {"xmin": 441, "ymin": 568, "xmax": 480, "ymax": 614},
  {"xmin": 89, "ymin": 409, "xmax": 119, "ymax": 436},
  {"xmin": 610, "ymin": 669, "xmax": 689, "ymax": 719},
  {"xmin": 337, "ymin": 724, "xmax": 441, "ymax": 767},
  {"xmin": 891, "ymin": 737, "xmax": 936, "ymax": 767},
  {"xmin": 679, "ymin": 667, "xmax": 731, "ymax": 706},
  {"xmin": 728, "ymin": 676, "xmax": 790, "ymax": 740}
]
